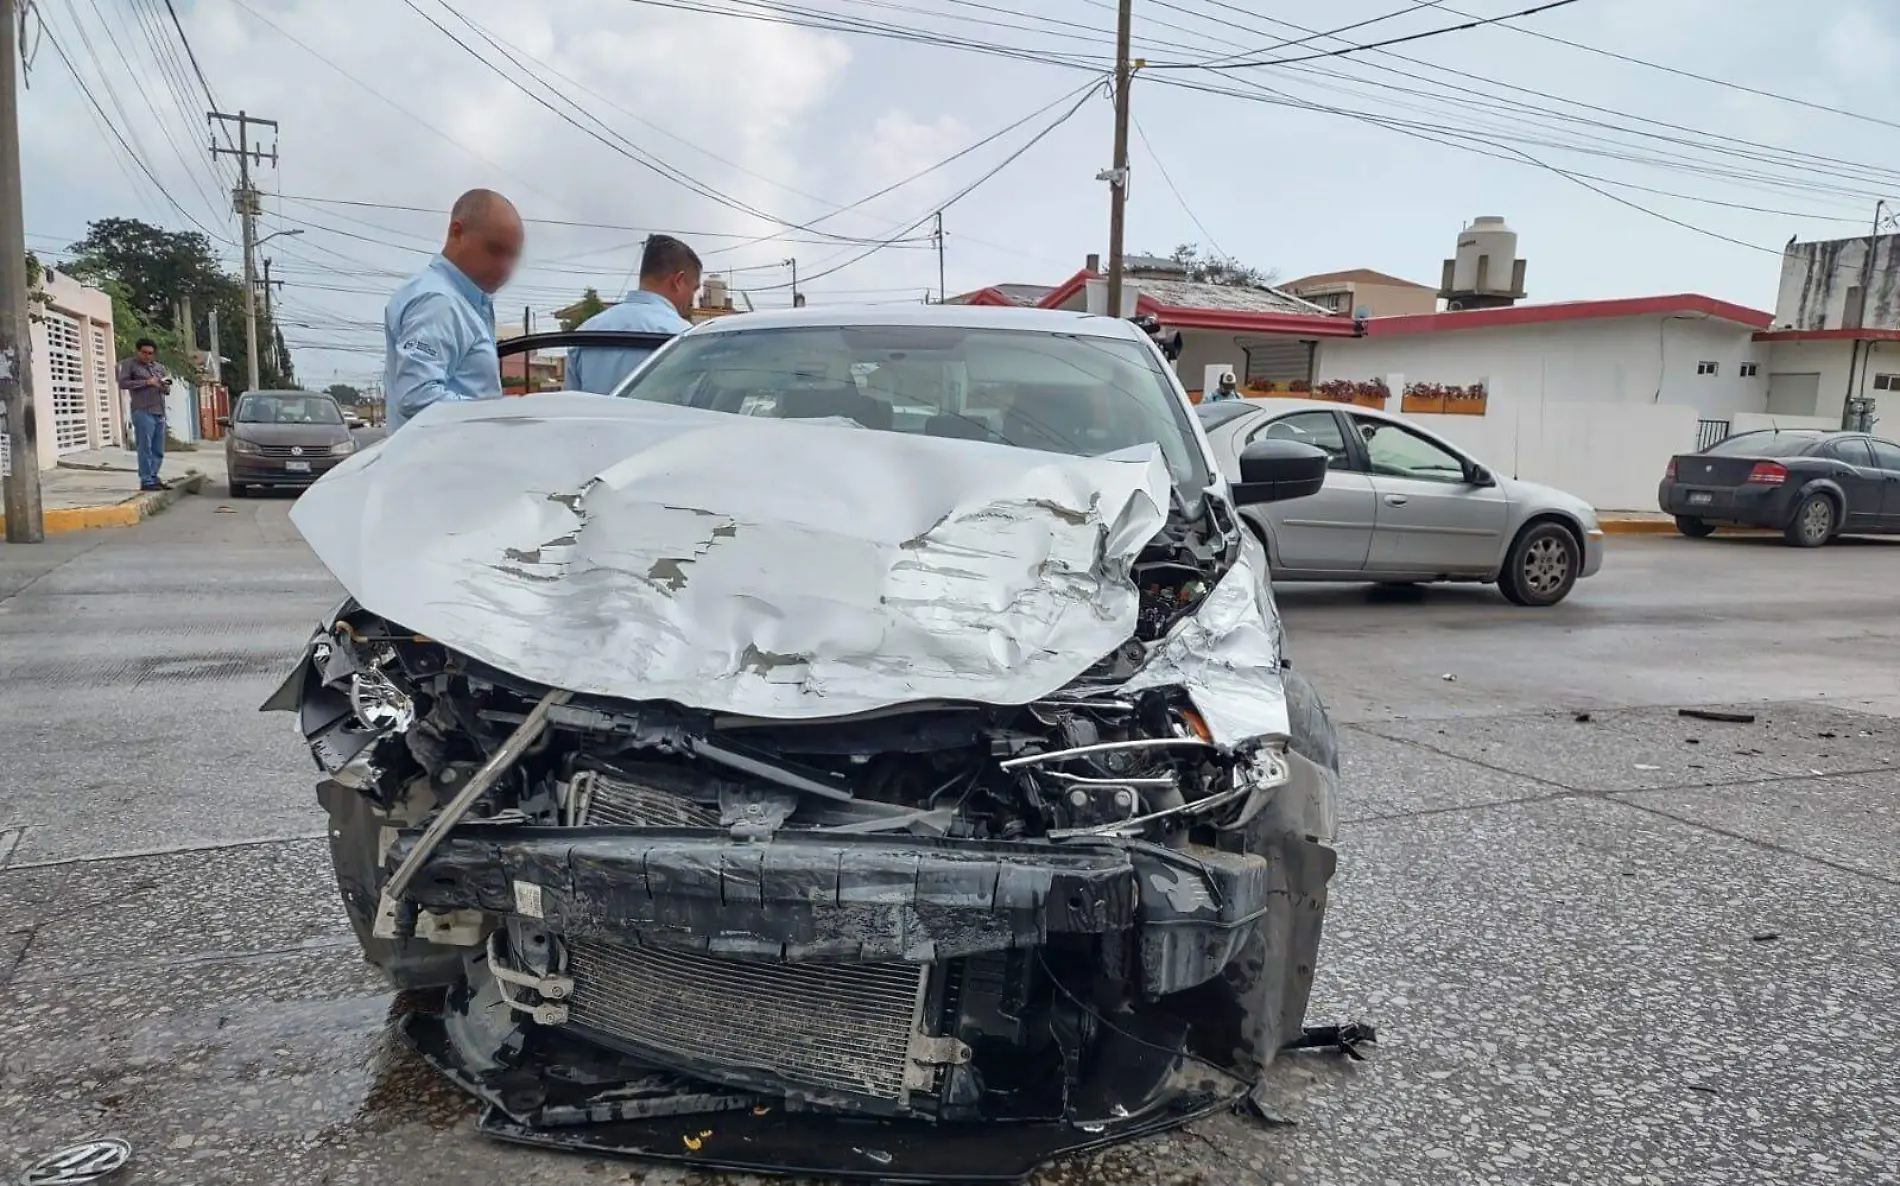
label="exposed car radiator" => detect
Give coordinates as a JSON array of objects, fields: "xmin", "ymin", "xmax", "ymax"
[
  {"xmin": 567, "ymin": 769, "xmax": 720, "ymax": 828},
  {"xmin": 564, "ymin": 939, "xmax": 943, "ymax": 1111}
]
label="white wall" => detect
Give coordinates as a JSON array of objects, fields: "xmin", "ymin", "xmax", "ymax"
[
  {"xmin": 1310, "ymin": 315, "xmax": 1772, "ymax": 509},
  {"xmin": 1317, "ymin": 315, "xmax": 1768, "ymax": 417},
  {"xmin": 1730, "ymin": 412, "xmax": 1837, "ymax": 434}
]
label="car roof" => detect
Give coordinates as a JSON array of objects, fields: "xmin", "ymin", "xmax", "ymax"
[
  {"xmin": 684, "ymin": 304, "xmax": 1148, "ymax": 342},
  {"xmin": 241, "ymin": 389, "xmax": 336, "ymax": 399}
]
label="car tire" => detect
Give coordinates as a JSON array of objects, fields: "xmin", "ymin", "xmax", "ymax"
[
  {"xmin": 1784, "ymin": 493, "xmax": 1835, "ymax": 548},
  {"xmin": 228, "ymin": 482, "xmax": 250, "ymax": 499},
  {"xmin": 1500, "ymin": 521, "xmax": 1580, "ymax": 607},
  {"xmin": 1675, "ymin": 516, "xmax": 1716, "ymax": 538}
]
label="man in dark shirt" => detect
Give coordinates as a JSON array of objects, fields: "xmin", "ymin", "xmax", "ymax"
[{"xmin": 117, "ymin": 338, "xmax": 170, "ymax": 491}]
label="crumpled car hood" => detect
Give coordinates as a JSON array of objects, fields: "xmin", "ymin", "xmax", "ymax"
[{"xmin": 292, "ymin": 394, "xmax": 1186, "ymax": 721}]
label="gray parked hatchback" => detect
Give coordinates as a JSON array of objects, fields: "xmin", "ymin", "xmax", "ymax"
[{"xmin": 221, "ymin": 390, "xmax": 357, "ymax": 497}]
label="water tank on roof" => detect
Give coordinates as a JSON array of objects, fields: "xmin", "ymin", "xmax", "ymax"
[
  {"xmin": 1451, "ymin": 217, "xmax": 1515, "ymax": 293},
  {"xmin": 703, "ymin": 275, "xmax": 730, "ymax": 310},
  {"xmin": 1440, "ymin": 215, "xmax": 1527, "ymax": 309}
]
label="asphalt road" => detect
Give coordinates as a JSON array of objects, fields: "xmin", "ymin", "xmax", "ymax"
[{"xmin": 3, "ymin": 497, "xmax": 1897, "ymax": 1185}]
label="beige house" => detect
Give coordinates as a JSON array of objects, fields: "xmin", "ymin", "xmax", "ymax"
[
  {"xmin": 3, "ymin": 267, "xmax": 122, "ymax": 476},
  {"xmin": 1281, "ymin": 268, "xmax": 1439, "ymax": 318}
]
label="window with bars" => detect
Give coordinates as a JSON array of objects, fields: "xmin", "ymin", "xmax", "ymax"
[
  {"xmin": 44, "ymin": 313, "xmax": 91, "ymax": 453},
  {"xmin": 90, "ymin": 325, "xmax": 114, "ymax": 447}
]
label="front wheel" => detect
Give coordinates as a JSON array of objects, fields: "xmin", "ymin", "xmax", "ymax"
[
  {"xmin": 1500, "ymin": 522, "xmax": 1580, "ymax": 606},
  {"xmin": 1784, "ymin": 493, "xmax": 1835, "ymax": 548},
  {"xmin": 228, "ymin": 482, "xmax": 250, "ymax": 499},
  {"xmin": 1675, "ymin": 516, "xmax": 1716, "ymax": 538}
]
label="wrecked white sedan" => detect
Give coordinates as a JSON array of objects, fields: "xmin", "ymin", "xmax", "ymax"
[{"xmin": 268, "ymin": 305, "xmax": 1343, "ymax": 1180}]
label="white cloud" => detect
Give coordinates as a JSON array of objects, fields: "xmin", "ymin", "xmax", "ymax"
[{"xmin": 1822, "ymin": 5, "xmax": 1900, "ymax": 87}]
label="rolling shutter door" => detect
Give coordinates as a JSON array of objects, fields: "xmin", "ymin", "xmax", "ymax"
[{"xmin": 1242, "ymin": 339, "xmax": 1314, "ymax": 386}]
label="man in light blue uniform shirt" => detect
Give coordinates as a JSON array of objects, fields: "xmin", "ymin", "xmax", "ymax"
[
  {"xmin": 566, "ymin": 235, "xmax": 701, "ymax": 395},
  {"xmin": 383, "ymin": 189, "xmax": 524, "ymax": 432}
]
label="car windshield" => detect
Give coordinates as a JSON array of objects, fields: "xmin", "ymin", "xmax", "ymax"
[
  {"xmin": 617, "ymin": 324, "xmax": 1210, "ymax": 493},
  {"xmin": 1705, "ymin": 430, "xmax": 1821, "ymax": 458},
  {"xmin": 237, "ymin": 394, "xmax": 343, "ymax": 425}
]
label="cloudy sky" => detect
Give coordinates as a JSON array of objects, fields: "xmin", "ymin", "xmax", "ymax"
[{"xmin": 21, "ymin": 0, "xmax": 1900, "ymax": 387}]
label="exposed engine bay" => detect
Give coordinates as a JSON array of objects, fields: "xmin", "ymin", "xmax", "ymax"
[{"xmin": 273, "ymin": 392, "xmax": 1339, "ymax": 1180}]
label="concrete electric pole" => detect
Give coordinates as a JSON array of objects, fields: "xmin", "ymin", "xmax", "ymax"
[
  {"xmin": 782, "ymin": 257, "xmax": 802, "ymax": 308},
  {"xmin": 209, "ymin": 110, "xmax": 278, "ymax": 396},
  {"xmin": 1, "ymin": 0, "xmax": 44, "ymax": 542},
  {"xmin": 1101, "ymin": 0, "xmax": 1135, "ymax": 318},
  {"xmin": 933, "ymin": 212, "xmax": 948, "ymax": 304}
]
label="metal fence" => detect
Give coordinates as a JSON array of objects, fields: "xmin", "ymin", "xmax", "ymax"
[{"xmin": 1696, "ymin": 419, "xmax": 1731, "ymax": 451}]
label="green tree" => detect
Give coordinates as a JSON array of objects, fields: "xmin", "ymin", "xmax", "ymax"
[
  {"xmin": 558, "ymin": 286, "xmax": 609, "ymax": 331},
  {"xmin": 1165, "ymin": 244, "xmax": 1277, "ymax": 289},
  {"xmin": 326, "ymin": 383, "xmax": 363, "ymax": 404},
  {"xmin": 65, "ymin": 217, "xmax": 293, "ymax": 395}
]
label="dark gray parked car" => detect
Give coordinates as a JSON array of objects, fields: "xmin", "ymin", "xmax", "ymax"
[{"xmin": 221, "ymin": 390, "xmax": 357, "ymax": 497}]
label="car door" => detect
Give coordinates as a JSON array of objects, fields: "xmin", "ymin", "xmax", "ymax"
[
  {"xmin": 1350, "ymin": 413, "xmax": 1509, "ymax": 574},
  {"xmin": 1819, "ymin": 437, "xmax": 1883, "ymax": 529},
  {"xmin": 1865, "ymin": 437, "xmax": 1900, "ymax": 528},
  {"xmin": 1246, "ymin": 409, "xmax": 1377, "ymax": 574}
]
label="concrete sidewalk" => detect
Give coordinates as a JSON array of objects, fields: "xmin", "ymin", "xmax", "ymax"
[{"xmin": 0, "ymin": 447, "xmax": 224, "ymax": 537}]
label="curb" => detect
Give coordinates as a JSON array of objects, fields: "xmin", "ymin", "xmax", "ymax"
[
  {"xmin": 1600, "ymin": 517, "xmax": 1777, "ymax": 538},
  {"xmin": 1599, "ymin": 518, "xmax": 1679, "ymax": 536},
  {"xmin": 0, "ymin": 472, "xmax": 204, "ymax": 538}
]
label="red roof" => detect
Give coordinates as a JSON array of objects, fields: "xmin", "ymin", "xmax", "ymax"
[
  {"xmin": 1751, "ymin": 328, "xmax": 1900, "ymax": 342},
  {"xmin": 1035, "ymin": 269, "xmax": 1362, "ymax": 338},
  {"xmin": 1366, "ymin": 294, "xmax": 1773, "ymax": 336}
]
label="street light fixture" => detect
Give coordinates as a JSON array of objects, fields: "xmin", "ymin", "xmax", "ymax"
[{"xmin": 256, "ymin": 228, "xmax": 304, "ymax": 248}]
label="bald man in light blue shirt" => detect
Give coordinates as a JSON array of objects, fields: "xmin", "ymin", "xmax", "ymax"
[
  {"xmin": 566, "ymin": 235, "xmax": 700, "ymax": 396},
  {"xmin": 384, "ymin": 189, "xmax": 522, "ymax": 432}
]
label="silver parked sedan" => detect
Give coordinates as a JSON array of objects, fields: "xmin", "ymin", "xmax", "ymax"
[{"xmin": 1196, "ymin": 398, "xmax": 1605, "ymax": 606}]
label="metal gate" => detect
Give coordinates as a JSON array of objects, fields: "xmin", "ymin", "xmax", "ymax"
[
  {"xmin": 1695, "ymin": 419, "xmax": 1730, "ymax": 451},
  {"xmin": 42, "ymin": 310, "xmax": 93, "ymax": 455}
]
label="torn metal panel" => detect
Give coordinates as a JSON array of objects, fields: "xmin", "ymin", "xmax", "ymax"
[
  {"xmin": 290, "ymin": 394, "xmax": 1171, "ymax": 720},
  {"xmin": 1122, "ymin": 531, "xmax": 1289, "ymax": 747}
]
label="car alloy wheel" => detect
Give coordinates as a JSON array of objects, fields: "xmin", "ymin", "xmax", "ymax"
[
  {"xmin": 1500, "ymin": 522, "xmax": 1580, "ymax": 607},
  {"xmin": 1785, "ymin": 494, "xmax": 1834, "ymax": 548},
  {"xmin": 1522, "ymin": 536, "xmax": 1571, "ymax": 595}
]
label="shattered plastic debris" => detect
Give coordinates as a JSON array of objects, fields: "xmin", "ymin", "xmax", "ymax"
[
  {"xmin": 1440, "ymin": 673, "xmax": 1457, "ymax": 682},
  {"xmin": 1284, "ymin": 1021, "xmax": 1378, "ymax": 1062}
]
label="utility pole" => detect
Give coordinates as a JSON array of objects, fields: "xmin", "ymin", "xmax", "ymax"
[
  {"xmin": 933, "ymin": 212, "xmax": 945, "ymax": 304},
  {"xmin": 260, "ymin": 257, "xmax": 283, "ymax": 379},
  {"xmin": 210, "ymin": 110, "xmax": 278, "ymax": 396},
  {"xmin": 1, "ymin": 0, "xmax": 43, "ymax": 542},
  {"xmin": 782, "ymin": 257, "xmax": 802, "ymax": 308},
  {"xmin": 1845, "ymin": 198, "xmax": 1889, "ymax": 430},
  {"xmin": 1101, "ymin": 0, "xmax": 1136, "ymax": 318}
]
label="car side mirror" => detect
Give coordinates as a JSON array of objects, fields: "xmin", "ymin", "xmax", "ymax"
[
  {"xmin": 1232, "ymin": 439, "xmax": 1329, "ymax": 505},
  {"xmin": 216, "ymin": 416, "xmax": 231, "ymax": 428},
  {"xmin": 1465, "ymin": 462, "xmax": 1496, "ymax": 487}
]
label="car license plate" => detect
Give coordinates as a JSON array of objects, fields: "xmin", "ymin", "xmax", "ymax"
[
  {"xmin": 286, "ymin": 460, "xmax": 311, "ymax": 473},
  {"xmin": 1687, "ymin": 491, "xmax": 1712, "ymax": 506}
]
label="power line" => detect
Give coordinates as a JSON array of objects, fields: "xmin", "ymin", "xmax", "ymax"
[
  {"xmin": 221, "ymin": 0, "xmax": 567, "ymax": 207},
  {"xmin": 37, "ymin": 20, "xmax": 234, "ymax": 242},
  {"xmin": 749, "ymin": 77, "xmax": 1105, "ymax": 293},
  {"xmin": 1192, "ymin": 0, "xmax": 1450, "ymax": 68},
  {"xmin": 1176, "ymin": 0, "xmax": 1586, "ymax": 70},
  {"xmin": 1130, "ymin": 114, "xmax": 1226, "ymax": 260},
  {"xmin": 1434, "ymin": 2, "xmax": 1900, "ymax": 136}
]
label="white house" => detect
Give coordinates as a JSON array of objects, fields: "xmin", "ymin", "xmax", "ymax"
[
  {"xmin": 2, "ymin": 267, "xmax": 122, "ymax": 476},
  {"xmin": 1309, "ymin": 295, "xmax": 1786, "ymax": 511}
]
